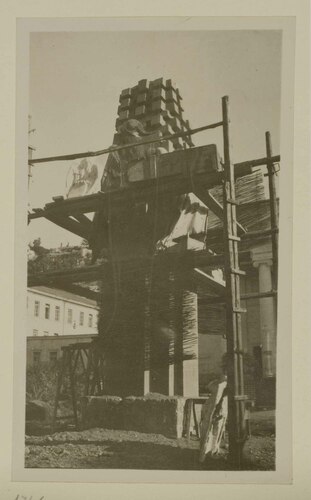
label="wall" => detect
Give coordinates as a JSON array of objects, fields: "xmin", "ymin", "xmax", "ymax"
[
  {"xmin": 26, "ymin": 333, "xmax": 97, "ymax": 367},
  {"xmin": 27, "ymin": 289, "xmax": 99, "ymax": 338}
]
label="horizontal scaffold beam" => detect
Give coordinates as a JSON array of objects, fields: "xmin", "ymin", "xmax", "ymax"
[
  {"xmin": 30, "ymin": 142, "xmax": 277, "ymax": 226},
  {"xmin": 28, "ymin": 122, "xmax": 224, "ymax": 165},
  {"xmin": 28, "ymin": 167, "xmax": 251, "ymax": 224},
  {"xmin": 199, "ymin": 289, "xmax": 277, "ymax": 305},
  {"xmin": 27, "ymin": 249, "xmax": 253, "ymax": 288},
  {"xmin": 27, "ymin": 108, "xmax": 280, "ymax": 169}
]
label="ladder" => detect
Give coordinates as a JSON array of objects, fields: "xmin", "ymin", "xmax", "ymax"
[
  {"xmin": 221, "ymin": 97, "xmax": 279, "ymax": 466},
  {"xmin": 222, "ymin": 96, "xmax": 247, "ymax": 466}
]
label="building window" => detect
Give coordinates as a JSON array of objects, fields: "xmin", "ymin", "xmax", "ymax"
[
  {"xmin": 45, "ymin": 303, "xmax": 50, "ymax": 319},
  {"xmin": 88, "ymin": 314, "xmax": 93, "ymax": 328},
  {"xmin": 33, "ymin": 329, "xmax": 38, "ymax": 336},
  {"xmin": 43, "ymin": 331, "xmax": 49, "ymax": 336},
  {"xmin": 55, "ymin": 306, "xmax": 60, "ymax": 321},
  {"xmin": 49, "ymin": 351, "xmax": 58, "ymax": 364},
  {"xmin": 34, "ymin": 301, "xmax": 40, "ymax": 317},
  {"xmin": 79, "ymin": 311, "xmax": 84, "ymax": 326},
  {"xmin": 33, "ymin": 351, "xmax": 41, "ymax": 365},
  {"xmin": 68, "ymin": 308, "xmax": 73, "ymax": 324}
]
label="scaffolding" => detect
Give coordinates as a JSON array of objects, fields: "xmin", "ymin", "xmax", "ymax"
[
  {"xmin": 51, "ymin": 341, "xmax": 105, "ymax": 432},
  {"xmin": 28, "ymin": 96, "xmax": 279, "ymax": 467}
]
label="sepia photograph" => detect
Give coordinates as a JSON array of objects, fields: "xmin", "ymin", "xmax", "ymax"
[{"xmin": 11, "ymin": 15, "xmax": 298, "ymax": 485}]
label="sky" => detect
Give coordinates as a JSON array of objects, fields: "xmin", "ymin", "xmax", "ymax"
[{"xmin": 28, "ymin": 29, "xmax": 282, "ymax": 248}]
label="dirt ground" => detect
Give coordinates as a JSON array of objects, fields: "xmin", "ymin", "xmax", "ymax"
[{"xmin": 25, "ymin": 410, "xmax": 275, "ymax": 470}]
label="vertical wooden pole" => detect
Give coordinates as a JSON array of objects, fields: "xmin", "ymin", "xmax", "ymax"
[
  {"xmin": 28, "ymin": 150, "xmax": 32, "ymax": 190},
  {"xmin": 222, "ymin": 96, "xmax": 246, "ymax": 468},
  {"xmin": 52, "ymin": 348, "xmax": 66, "ymax": 433},
  {"xmin": 28, "ymin": 116, "xmax": 35, "ymax": 191},
  {"xmin": 84, "ymin": 347, "xmax": 92, "ymax": 396},
  {"xmin": 143, "ymin": 273, "xmax": 151, "ymax": 394},
  {"xmin": 265, "ymin": 131, "xmax": 279, "ymax": 289},
  {"xmin": 69, "ymin": 349, "xmax": 79, "ymax": 429}
]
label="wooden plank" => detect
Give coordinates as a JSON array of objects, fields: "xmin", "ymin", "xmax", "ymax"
[
  {"xmin": 29, "ymin": 165, "xmax": 252, "ymax": 222},
  {"xmin": 52, "ymin": 196, "xmax": 65, "ymax": 202},
  {"xmin": 28, "ymin": 147, "xmax": 262, "ymax": 224},
  {"xmin": 199, "ymin": 290, "xmax": 277, "ymax": 305},
  {"xmin": 28, "ymin": 174, "xmax": 219, "ymax": 221},
  {"xmin": 42, "ymin": 193, "xmax": 102, "ymax": 217},
  {"xmin": 194, "ymin": 189, "xmax": 224, "ymax": 218},
  {"xmin": 243, "ymin": 228, "xmax": 278, "ymax": 241},
  {"xmin": 199, "ymin": 296, "xmax": 226, "ymax": 305},
  {"xmin": 194, "ymin": 188, "xmax": 246, "ymax": 235},
  {"xmin": 193, "ymin": 268, "xmax": 226, "ymax": 296},
  {"xmin": 234, "ymin": 154, "xmax": 280, "ymax": 171},
  {"xmin": 72, "ymin": 213, "xmax": 93, "ymax": 229},
  {"xmin": 61, "ymin": 342, "xmax": 94, "ymax": 351},
  {"xmin": 242, "ymin": 290, "xmax": 277, "ymax": 300},
  {"xmin": 44, "ymin": 214, "xmax": 90, "ymax": 239}
]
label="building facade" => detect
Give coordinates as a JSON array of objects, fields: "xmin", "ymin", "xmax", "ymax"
[{"xmin": 27, "ymin": 286, "xmax": 99, "ymax": 366}]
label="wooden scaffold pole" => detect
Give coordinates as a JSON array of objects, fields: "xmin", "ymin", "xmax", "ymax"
[
  {"xmin": 222, "ymin": 96, "xmax": 247, "ymax": 467},
  {"xmin": 265, "ymin": 131, "xmax": 279, "ymax": 289}
]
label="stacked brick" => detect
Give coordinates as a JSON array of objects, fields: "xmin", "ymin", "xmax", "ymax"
[{"xmin": 115, "ymin": 78, "xmax": 194, "ymax": 151}]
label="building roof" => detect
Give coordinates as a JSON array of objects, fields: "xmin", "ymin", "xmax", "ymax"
[{"xmin": 28, "ymin": 286, "xmax": 99, "ymax": 309}]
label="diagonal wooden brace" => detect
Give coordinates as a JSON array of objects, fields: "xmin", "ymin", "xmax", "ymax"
[{"xmin": 193, "ymin": 188, "xmax": 246, "ymax": 235}]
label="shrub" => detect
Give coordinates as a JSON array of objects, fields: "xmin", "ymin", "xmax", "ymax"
[
  {"xmin": 26, "ymin": 359, "xmax": 88, "ymax": 406},
  {"xmin": 26, "ymin": 362, "xmax": 59, "ymax": 403}
]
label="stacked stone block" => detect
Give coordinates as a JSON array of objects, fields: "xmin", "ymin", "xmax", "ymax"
[{"xmin": 115, "ymin": 78, "xmax": 194, "ymax": 151}]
